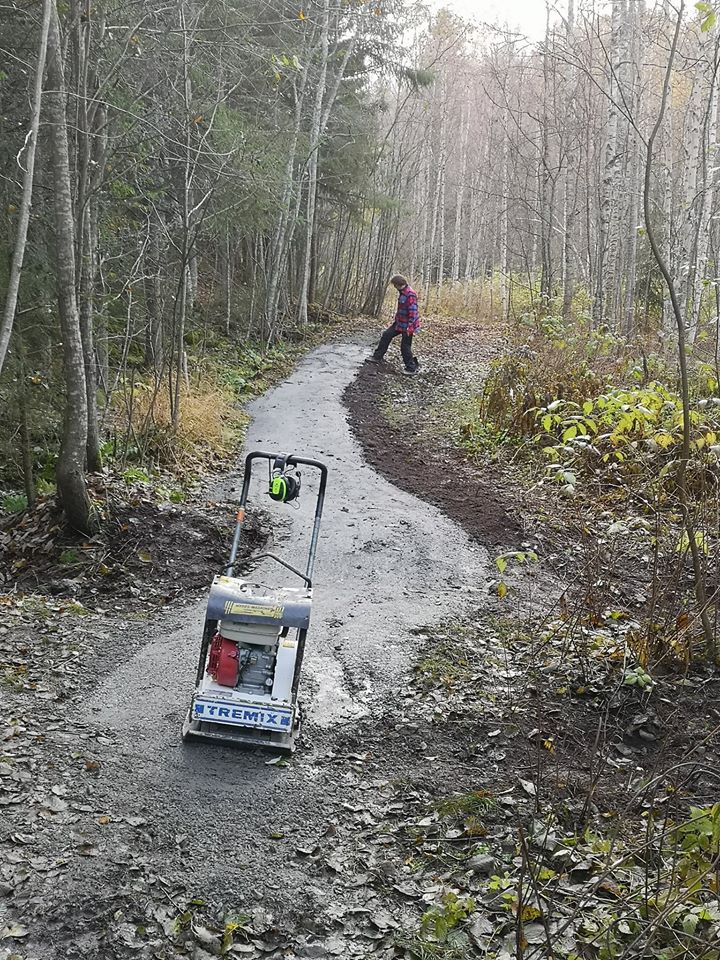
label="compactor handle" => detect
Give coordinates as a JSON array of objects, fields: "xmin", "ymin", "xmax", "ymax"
[{"xmin": 225, "ymin": 451, "xmax": 328, "ymax": 580}]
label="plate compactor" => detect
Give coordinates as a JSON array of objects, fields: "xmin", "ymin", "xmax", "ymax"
[{"xmin": 182, "ymin": 451, "xmax": 327, "ymax": 752}]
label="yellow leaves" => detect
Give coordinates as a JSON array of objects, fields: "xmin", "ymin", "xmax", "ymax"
[
  {"xmin": 654, "ymin": 431, "xmax": 676, "ymax": 449},
  {"xmin": 677, "ymin": 529, "xmax": 708, "ymax": 555},
  {"xmin": 298, "ymin": 8, "xmax": 306, "ymax": 19},
  {"xmin": 519, "ymin": 904, "xmax": 542, "ymax": 922},
  {"xmin": 497, "ymin": 581, "xmax": 508, "ymax": 600},
  {"xmin": 192, "ymin": 115, "xmax": 204, "ymax": 125}
]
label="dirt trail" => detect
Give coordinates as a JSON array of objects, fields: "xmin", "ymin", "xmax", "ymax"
[{"xmin": 26, "ymin": 338, "xmax": 492, "ymax": 954}]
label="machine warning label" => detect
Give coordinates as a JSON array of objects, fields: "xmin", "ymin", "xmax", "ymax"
[{"xmin": 223, "ymin": 601, "xmax": 284, "ymax": 618}]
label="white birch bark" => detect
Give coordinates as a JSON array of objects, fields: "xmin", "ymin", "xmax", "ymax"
[
  {"xmin": 594, "ymin": 0, "xmax": 624, "ymax": 324},
  {"xmin": 688, "ymin": 48, "xmax": 720, "ymax": 344},
  {"xmin": 297, "ymin": 0, "xmax": 330, "ymax": 327},
  {"xmin": 677, "ymin": 32, "xmax": 708, "ymax": 329},
  {"xmin": 501, "ymin": 106, "xmax": 510, "ymax": 321},
  {"xmin": 622, "ymin": 0, "xmax": 641, "ymax": 335},
  {"xmin": 451, "ymin": 109, "xmax": 469, "ymax": 282},
  {"xmin": 561, "ymin": 0, "xmax": 576, "ymax": 319}
]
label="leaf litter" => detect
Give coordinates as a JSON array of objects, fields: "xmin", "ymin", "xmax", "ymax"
[{"xmin": 3, "ymin": 327, "xmax": 720, "ymax": 958}]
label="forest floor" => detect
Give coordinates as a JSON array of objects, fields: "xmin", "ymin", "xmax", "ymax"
[{"xmin": 2, "ymin": 324, "xmax": 720, "ymax": 960}]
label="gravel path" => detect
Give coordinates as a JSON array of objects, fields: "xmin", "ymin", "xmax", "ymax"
[{"xmin": 7, "ymin": 338, "xmax": 492, "ymax": 957}]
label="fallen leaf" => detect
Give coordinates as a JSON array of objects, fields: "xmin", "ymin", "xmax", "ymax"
[
  {"xmin": 265, "ymin": 756, "xmax": 289, "ymax": 767},
  {"xmin": 76, "ymin": 843, "xmax": 99, "ymax": 857}
]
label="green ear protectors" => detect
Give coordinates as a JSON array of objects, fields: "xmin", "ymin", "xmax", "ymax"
[{"xmin": 269, "ymin": 455, "xmax": 301, "ymax": 503}]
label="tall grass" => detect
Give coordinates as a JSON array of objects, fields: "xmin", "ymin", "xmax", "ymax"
[{"xmin": 113, "ymin": 376, "xmax": 248, "ymax": 470}]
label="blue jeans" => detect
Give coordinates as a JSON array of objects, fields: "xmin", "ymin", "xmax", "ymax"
[{"xmin": 373, "ymin": 325, "xmax": 418, "ymax": 370}]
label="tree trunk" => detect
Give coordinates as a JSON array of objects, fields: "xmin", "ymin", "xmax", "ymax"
[
  {"xmin": 144, "ymin": 214, "xmax": 164, "ymax": 373},
  {"xmin": 595, "ymin": 0, "xmax": 624, "ymax": 325},
  {"xmin": 224, "ymin": 223, "xmax": 233, "ymax": 337},
  {"xmin": 297, "ymin": 0, "xmax": 354, "ymax": 325},
  {"xmin": 643, "ymin": 0, "xmax": 714, "ymax": 654},
  {"xmin": 435, "ymin": 100, "xmax": 447, "ymax": 301},
  {"xmin": 451, "ymin": 109, "xmax": 469, "ymax": 282},
  {"xmin": 16, "ymin": 317, "xmax": 36, "ymax": 510},
  {"xmin": 47, "ymin": 0, "xmax": 93, "ymax": 533},
  {"xmin": 0, "ymin": 0, "xmax": 51, "ymax": 376},
  {"xmin": 171, "ymin": 0, "xmax": 193, "ymax": 429},
  {"xmin": 562, "ymin": 0, "xmax": 576, "ymax": 319},
  {"xmin": 501, "ymin": 106, "xmax": 510, "ymax": 321},
  {"xmin": 688, "ymin": 42, "xmax": 720, "ymax": 345},
  {"xmin": 677, "ymin": 34, "xmax": 709, "ymax": 331},
  {"xmin": 622, "ymin": 0, "xmax": 641, "ymax": 336}
]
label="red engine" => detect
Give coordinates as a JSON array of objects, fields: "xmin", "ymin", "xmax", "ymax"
[{"xmin": 207, "ymin": 633, "xmax": 239, "ymax": 687}]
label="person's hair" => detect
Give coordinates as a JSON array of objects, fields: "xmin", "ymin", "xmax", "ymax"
[{"xmin": 390, "ymin": 274, "xmax": 407, "ymax": 288}]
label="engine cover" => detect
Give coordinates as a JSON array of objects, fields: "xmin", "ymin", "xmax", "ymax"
[{"xmin": 207, "ymin": 633, "xmax": 239, "ymax": 687}]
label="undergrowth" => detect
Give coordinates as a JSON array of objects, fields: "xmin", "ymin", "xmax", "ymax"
[
  {"xmin": 109, "ymin": 341, "xmax": 298, "ymax": 475},
  {"xmin": 443, "ymin": 313, "xmax": 720, "ymax": 665},
  {"xmin": 0, "ymin": 331, "xmax": 326, "ymax": 516},
  {"xmin": 396, "ymin": 608, "xmax": 720, "ymax": 960}
]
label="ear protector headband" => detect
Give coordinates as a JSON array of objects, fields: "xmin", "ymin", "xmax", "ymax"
[{"xmin": 269, "ymin": 454, "xmax": 301, "ymax": 503}]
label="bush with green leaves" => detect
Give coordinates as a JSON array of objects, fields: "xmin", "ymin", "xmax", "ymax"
[
  {"xmin": 537, "ymin": 381, "xmax": 720, "ymax": 496},
  {"xmin": 457, "ymin": 316, "xmax": 623, "ymax": 452},
  {"xmin": 420, "ymin": 892, "xmax": 476, "ymax": 944},
  {"xmin": 2, "ymin": 492, "xmax": 28, "ymax": 515}
]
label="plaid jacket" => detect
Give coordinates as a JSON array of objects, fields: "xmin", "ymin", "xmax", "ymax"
[{"xmin": 394, "ymin": 285, "xmax": 421, "ymax": 335}]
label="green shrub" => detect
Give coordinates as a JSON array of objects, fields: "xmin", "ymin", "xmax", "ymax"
[{"xmin": 2, "ymin": 492, "xmax": 27, "ymax": 515}]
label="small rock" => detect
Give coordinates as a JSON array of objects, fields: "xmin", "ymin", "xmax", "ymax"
[
  {"xmin": 296, "ymin": 943, "xmax": 328, "ymax": 958},
  {"xmin": 468, "ymin": 853, "xmax": 497, "ymax": 875}
]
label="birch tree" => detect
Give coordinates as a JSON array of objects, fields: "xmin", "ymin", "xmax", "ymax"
[{"xmin": 46, "ymin": 0, "xmax": 93, "ymax": 533}]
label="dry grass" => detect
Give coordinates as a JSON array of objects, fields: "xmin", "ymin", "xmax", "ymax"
[
  {"xmin": 382, "ymin": 279, "xmax": 503, "ymax": 321},
  {"xmin": 423, "ymin": 279, "xmax": 504, "ymax": 320},
  {"xmin": 116, "ymin": 378, "xmax": 248, "ymax": 469}
]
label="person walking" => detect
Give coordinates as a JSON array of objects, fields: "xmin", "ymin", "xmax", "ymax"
[{"xmin": 368, "ymin": 275, "xmax": 421, "ymax": 375}]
